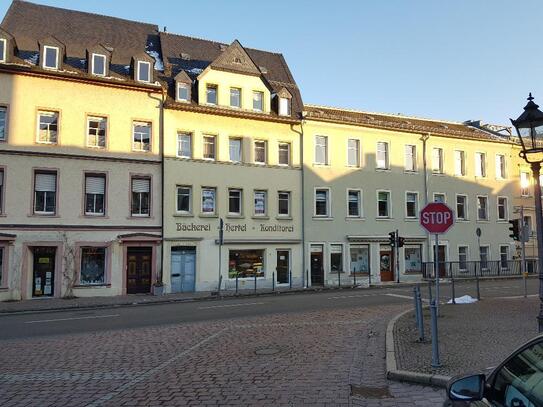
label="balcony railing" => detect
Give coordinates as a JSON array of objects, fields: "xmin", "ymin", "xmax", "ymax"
[{"xmin": 421, "ymin": 259, "xmax": 539, "ymax": 279}]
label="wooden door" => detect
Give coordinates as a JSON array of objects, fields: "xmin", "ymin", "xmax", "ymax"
[
  {"xmin": 380, "ymin": 248, "xmax": 394, "ymax": 282},
  {"xmin": 127, "ymin": 247, "xmax": 152, "ymax": 294}
]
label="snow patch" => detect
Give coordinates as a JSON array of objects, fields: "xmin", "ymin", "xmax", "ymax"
[
  {"xmin": 447, "ymin": 295, "xmax": 478, "ymax": 304},
  {"xmin": 24, "ymin": 53, "xmax": 39, "ymax": 65},
  {"xmin": 146, "ymin": 50, "xmax": 164, "ymax": 72},
  {"xmin": 187, "ymin": 67, "xmax": 203, "ymax": 75}
]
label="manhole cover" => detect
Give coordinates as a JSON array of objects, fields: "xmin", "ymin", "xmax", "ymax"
[
  {"xmin": 254, "ymin": 347, "xmax": 281, "ymax": 356},
  {"xmin": 350, "ymin": 384, "xmax": 391, "ymax": 399}
]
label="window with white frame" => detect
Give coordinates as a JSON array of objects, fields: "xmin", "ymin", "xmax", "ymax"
[
  {"xmin": 406, "ymin": 192, "xmax": 418, "ymax": 218},
  {"xmin": 228, "ymin": 188, "xmax": 242, "ymax": 215},
  {"xmin": 177, "ymin": 132, "xmax": 191, "ymax": 158},
  {"xmin": 0, "ymin": 39, "xmax": 6, "ymax": 62},
  {"xmin": 132, "ymin": 121, "xmax": 151, "ymax": 152},
  {"xmin": 432, "ymin": 147, "xmax": 443, "ymax": 173},
  {"xmin": 278, "ymin": 191, "xmax": 290, "ymax": 216},
  {"xmin": 279, "ymin": 97, "xmax": 290, "ymax": 116},
  {"xmin": 254, "ymin": 190, "xmax": 266, "ymax": 216},
  {"xmin": 434, "ymin": 193, "xmax": 446, "ymax": 203},
  {"xmin": 458, "ymin": 246, "xmax": 468, "ymax": 270},
  {"xmin": 330, "ymin": 244, "xmax": 344, "ymax": 273},
  {"xmin": 499, "ymin": 245, "xmax": 509, "ymax": 269},
  {"xmin": 203, "ymin": 135, "xmax": 216, "ymax": 160},
  {"xmin": 80, "ymin": 247, "xmax": 106, "ymax": 285},
  {"xmin": 91, "ymin": 53, "xmax": 106, "ymax": 76},
  {"xmin": 0, "ymin": 106, "xmax": 6, "ymax": 141},
  {"xmin": 87, "ymin": 116, "xmax": 106, "ymax": 148},
  {"xmin": 177, "ymin": 83, "xmax": 190, "ymax": 102},
  {"xmin": 521, "ymin": 171, "xmax": 530, "ymax": 196},
  {"xmin": 405, "ymin": 145, "xmax": 416, "ymax": 171},
  {"xmin": 456, "ymin": 195, "xmax": 467, "ymax": 220},
  {"xmin": 229, "ymin": 138, "xmax": 242, "ymax": 162},
  {"xmin": 278, "ymin": 142, "xmax": 290, "ymax": 166},
  {"xmin": 347, "ymin": 189, "xmax": 361, "ymax": 217},
  {"xmin": 315, "ymin": 136, "xmax": 328, "ymax": 165},
  {"xmin": 376, "ymin": 141, "xmax": 389, "ymax": 169},
  {"xmin": 37, "ymin": 111, "xmax": 58, "ymax": 144},
  {"xmin": 0, "ymin": 169, "xmax": 4, "ymax": 214},
  {"xmin": 496, "ymin": 154, "xmax": 506, "ymax": 179},
  {"xmin": 230, "ymin": 87, "xmax": 241, "ymax": 108},
  {"xmin": 206, "ymin": 84, "xmax": 218, "ymax": 105},
  {"xmin": 84, "ymin": 174, "xmax": 105, "ymax": 216},
  {"xmin": 480, "ymin": 246, "xmax": 489, "ymax": 269},
  {"xmin": 131, "ymin": 177, "xmax": 150, "ymax": 216},
  {"xmin": 347, "ymin": 139, "xmax": 360, "ymax": 167},
  {"xmin": 477, "ymin": 196, "xmax": 488, "ymax": 220},
  {"xmin": 377, "ymin": 191, "xmax": 390, "ymax": 217},
  {"xmin": 254, "ymin": 140, "xmax": 266, "ymax": 164},
  {"xmin": 314, "ymin": 188, "xmax": 329, "ymax": 217},
  {"xmin": 34, "ymin": 171, "xmax": 57, "ymax": 214},
  {"xmin": 43, "ymin": 46, "xmax": 59, "ymax": 69},
  {"xmin": 454, "ymin": 150, "xmax": 466, "ymax": 176},
  {"xmin": 475, "ymin": 152, "xmax": 486, "ymax": 177},
  {"xmin": 176, "ymin": 186, "xmax": 191, "ymax": 213},
  {"xmin": 253, "ymin": 91, "xmax": 264, "ymax": 111},
  {"xmin": 137, "ymin": 61, "xmax": 151, "ymax": 82},
  {"xmin": 497, "ymin": 197, "xmax": 508, "ymax": 221},
  {"xmin": 350, "ymin": 244, "xmax": 370, "ymax": 274},
  {"xmin": 201, "ymin": 187, "xmax": 216, "ymax": 214}
]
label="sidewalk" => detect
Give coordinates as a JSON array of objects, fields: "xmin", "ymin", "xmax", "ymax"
[{"xmin": 389, "ymin": 296, "xmax": 539, "ymax": 386}]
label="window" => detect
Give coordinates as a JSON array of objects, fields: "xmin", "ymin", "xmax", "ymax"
[
  {"xmin": 228, "ymin": 138, "xmax": 242, "ymax": 162},
  {"xmin": 278, "ymin": 143, "xmax": 290, "ymax": 166},
  {"xmin": 458, "ymin": 246, "xmax": 468, "ymax": 270},
  {"xmin": 315, "ymin": 136, "xmax": 328, "ymax": 165},
  {"xmin": 254, "ymin": 140, "xmax": 266, "ymax": 164},
  {"xmin": 330, "ymin": 244, "xmax": 344, "ymax": 273},
  {"xmin": 34, "ymin": 171, "xmax": 57, "ymax": 214},
  {"xmin": 315, "ymin": 188, "xmax": 329, "ymax": 217},
  {"xmin": 404, "ymin": 245, "xmax": 422, "ymax": 273},
  {"xmin": 203, "ymin": 135, "xmax": 216, "ymax": 160},
  {"xmin": 228, "ymin": 189, "xmax": 242, "ymax": 215},
  {"xmin": 278, "ymin": 191, "xmax": 290, "ymax": 216},
  {"xmin": 350, "ymin": 245, "xmax": 370, "ymax": 274},
  {"xmin": 80, "ymin": 247, "xmax": 106, "ymax": 285},
  {"xmin": 347, "ymin": 139, "xmax": 360, "ymax": 167},
  {"xmin": 43, "ymin": 46, "xmax": 59, "ymax": 69},
  {"xmin": 405, "ymin": 145, "xmax": 416, "ymax": 171},
  {"xmin": 377, "ymin": 191, "xmax": 390, "ymax": 218},
  {"xmin": 497, "ymin": 197, "xmax": 508, "ymax": 221},
  {"xmin": 177, "ymin": 83, "xmax": 190, "ymax": 102},
  {"xmin": 0, "ymin": 106, "xmax": 6, "ymax": 141},
  {"xmin": 230, "ymin": 88, "xmax": 241, "ymax": 108},
  {"xmin": 132, "ymin": 122, "xmax": 151, "ymax": 152},
  {"xmin": 37, "ymin": 111, "xmax": 58, "ymax": 144},
  {"xmin": 475, "ymin": 152, "xmax": 486, "ymax": 177},
  {"xmin": 206, "ymin": 84, "xmax": 218, "ymax": 105},
  {"xmin": 496, "ymin": 154, "xmax": 506, "ymax": 179},
  {"xmin": 432, "ymin": 147, "xmax": 443, "ymax": 173},
  {"xmin": 376, "ymin": 142, "xmax": 389, "ymax": 169},
  {"xmin": 87, "ymin": 116, "xmax": 106, "ymax": 148},
  {"xmin": 254, "ymin": 190, "xmax": 266, "ymax": 216},
  {"xmin": 177, "ymin": 133, "xmax": 191, "ymax": 158},
  {"xmin": 456, "ymin": 195, "xmax": 467, "ymax": 220},
  {"xmin": 477, "ymin": 196, "xmax": 488, "ymax": 220},
  {"xmin": 0, "ymin": 170, "xmax": 3, "ymax": 214},
  {"xmin": 137, "ymin": 61, "xmax": 151, "ymax": 82},
  {"xmin": 85, "ymin": 174, "xmax": 105, "ymax": 216},
  {"xmin": 201, "ymin": 188, "xmax": 216, "ymax": 214},
  {"xmin": 131, "ymin": 177, "xmax": 150, "ymax": 216},
  {"xmin": 176, "ymin": 186, "xmax": 191, "ymax": 213},
  {"xmin": 347, "ymin": 189, "xmax": 361, "ymax": 217},
  {"xmin": 454, "ymin": 150, "xmax": 466, "ymax": 176},
  {"xmin": 279, "ymin": 97, "xmax": 290, "ymax": 116},
  {"xmin": 91, "ymin": 54, "xmax": 106, "ymax": 76},
  {"xmin": 434, "ymin": 193, "xmax": 446, "ymax": 203},
  {"xmin": 0, "ymin": 39, "xmax": 5, "ymax": 62},
  {"xmin": 228, "ymin": 249, "xmax": 264, "ymax": 278},
  {"xmin": 521, "ymin": 171, "xmax": 530, "ymax": 196},
  {"xmin": 500, "ymin": 245, "xmax": 509, "ymax": 269},
  {"xmin": 406, "ymin": 192, "xmax": 418, "ymax": 218},
  {"xmin": 479, "ymin": 246, "xmax": 489, "ymax": 269},
  {"xmin": 252, "ymin": 91, "xmax": 263, "ymax": 111}
]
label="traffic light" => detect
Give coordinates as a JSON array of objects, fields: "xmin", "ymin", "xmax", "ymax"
[
  {"xmin": 398, "ymin": 237, "xmax": 405, "ymax": 247},
  {"xmin": 388, "ymin": 231, "xmax": 396, "ymax": 247},
  {"xmin": 508, "ymin": 219, "xmax": 520, "ymax": 241}
]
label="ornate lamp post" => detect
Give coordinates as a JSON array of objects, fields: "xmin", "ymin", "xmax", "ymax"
[{"xmin": 511, "ymin": 93, "xmax": 543, "ymax": 332}]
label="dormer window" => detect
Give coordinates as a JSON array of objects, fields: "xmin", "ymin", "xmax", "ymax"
[
  {"xmin": 91, "ymin": 53, "xmax": 106, "ymax": 76},
  {"xmin": 43, "ymin": 46, "xmax": 59, "ymax": 70},
  {"xmin": 137, "ymin": 60, "xmax": 151, "ymax": 83},
  {"xmin": 0, "ymin": 39, "xmax": 6, "ymax": 63},
  {"xmin": 206, "ymin": 84, "xmax": 218, "ymax": 105},
  {"xmin": 279, "ymin": 97, "xmax": 291, "ymax": 116},
  {"xmin": 177, "ymin": 83, "xmax": 190, "ymax": 102},
  {"xmin": 253, "ymin": 91, "xmax": 263, "ymax": 112}
]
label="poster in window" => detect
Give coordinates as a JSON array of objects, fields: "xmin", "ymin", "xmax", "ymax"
[{"xmin": 202, "ymin": 190, "xmax": 215, "ymax": 212}]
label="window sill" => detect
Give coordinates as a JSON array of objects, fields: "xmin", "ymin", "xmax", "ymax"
[
  {"xmin": 346, "ymin": 165, "xmax": 361, "ymax": 169},
  {"xmin": 199, "ymin": 213, "xmax": 218, "ymax": 218},
  {"xmin": 28, "ymin": 213, "xmax": 59, "ymax": 218},
  {"xmin": 313, "ymin": 163, "xmax": 330, "ymax": 167},
  {"xmin": 128, "ymin": 215, "xmax": 152, "ymax": 219},
  {"xmin": 345, "ymin": 217, "xmax": 365, "ymax": 221},
  {"xmin": 173, "ymin": 213, "xmax": 194, "ymax": 218},
  {"xmin": 276, "ymin": 216, "xmax": 292, "ymax": 221},
  {"xmin": 497, "ymin": 220, "xmax": 508, "ymax": 223},
  {"xmin": 375, "ymin": 168, "xmax": 390, "ymax": 172},
  {"xmin": 73, "ymin": 284, "xmax": 111, "ymax": 289},
  {"xmin": 312, "ymin": 216, "xmax": 333, "ymax": 221},
  {"xmin": 404, "ymin": 217, "xmax": 419, "ymax": 222},
  {"xmin": 476, "ymin": 219, "xmax": 490, "ymax": 223},
  {"xmin": 252, "ymin": 216, "xmax": 269, "ymax": 220},
  {"xmin": 456, "ymin": 219, "xmax": 470, "ymax": 222},
  {"xmin": 432, "ymin": 172, "xmax": 445, "ymax": 176},
  {"xmin": 226, "ymin": 214, "xmax": 244, "ymax": 219},
  {"xmin": 403, "ymin": 170, "xmax": 419, "ymax": 175},
  {"xmin": 376, "ymin": 217, "xmax": 393, "ymax": 221},
  {"xmin": 83, "ymin": 214, "xmax": 107, "ymax": 218}
]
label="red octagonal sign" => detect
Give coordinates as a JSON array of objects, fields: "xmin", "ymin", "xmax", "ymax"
[{"xmin": 420, "ymin": 202, "xmax": 454, "ymax": 234}]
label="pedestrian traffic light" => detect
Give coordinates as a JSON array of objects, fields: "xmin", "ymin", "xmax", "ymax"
[
  {"xmin": 508, "ymin": 219, "xmax": 520, "ymax": 241},
  {"xmin": 388, "ymin": 231, "xmax": 396, "ymax": 247},
  {"xmin": 398, "ymin": 237, "xmax": 405, "ymax": 247}
]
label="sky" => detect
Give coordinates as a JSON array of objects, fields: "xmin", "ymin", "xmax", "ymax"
[{"xmin": 1, "ymin": 0, "xmax": 542, "ymax": 126}]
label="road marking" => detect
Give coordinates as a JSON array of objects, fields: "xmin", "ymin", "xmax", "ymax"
[
  {"xmin": 384, "ymin": 293, "xmax": 415, "ymax": 300},
  {"xmin": 24, "ymin": 314, "xmax": 120, "ymax": 324},
  {"xmin": 198, "ymin": 302, "xmax": 264, "ymax": 310},
  {"xmin": 327, "ymin": 294, "xmax": 379, "ymax": 299},
  {"xmin": 496, "ymin": 294, "xmax": 537, "ymax": 299}
]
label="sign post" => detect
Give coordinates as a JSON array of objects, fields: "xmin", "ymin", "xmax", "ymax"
[{"xmin": 218, "ymin": 218, "xmax": 224, "ymax": 294}]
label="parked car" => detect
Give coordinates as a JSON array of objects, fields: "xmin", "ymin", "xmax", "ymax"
[{"xmin": 444, "ymin": 334, "xmax": 543, "ymax": 406}]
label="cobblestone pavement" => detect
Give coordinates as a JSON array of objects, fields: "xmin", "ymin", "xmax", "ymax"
[
  {"xmin": 395, "ymin": 297, "xmax": 538, "ymax": 377},
  {"xmin": 0, "ymin": 304, "xmax": 445, "ymax": 406}
]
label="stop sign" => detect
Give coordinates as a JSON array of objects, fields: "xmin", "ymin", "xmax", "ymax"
[{"xmin": 420, "ymin": 202, "xmax": 454, "ymax": 234}]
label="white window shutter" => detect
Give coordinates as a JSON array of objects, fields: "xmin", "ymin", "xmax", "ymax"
[
  {"xmin": 85, "ymin": 176, "xmax": 105, "ymax": 194},
  {"xmin": 35, "ymin": 173, "xmax": 56, "ymax": 192},
  {"xmin": 132, "ymin": 178, "xmax": 150, "ymax": 193}
]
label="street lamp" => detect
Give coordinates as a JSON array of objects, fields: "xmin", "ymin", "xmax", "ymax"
[{"xmin": 511, "ymin": 93, "xmax": 543, "ymax": 332}]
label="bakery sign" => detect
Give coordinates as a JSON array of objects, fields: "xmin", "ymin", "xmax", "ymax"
[{"xmin": 176, "ymin": 222, "xmax": 294, "ymax": 233}]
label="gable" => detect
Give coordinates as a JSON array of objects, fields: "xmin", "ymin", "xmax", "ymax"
[{"xmin": 209, "ymin": 40, "xmax": 261, "ymax": 76}]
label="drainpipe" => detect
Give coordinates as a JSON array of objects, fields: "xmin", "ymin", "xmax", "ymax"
[
  {"xmin": 420, "ymin": 133, "xmax": 431, "ymax": 263},
  {"xmin": 290, "ymin": 115, "xmax": 305, "ymax": 288}
]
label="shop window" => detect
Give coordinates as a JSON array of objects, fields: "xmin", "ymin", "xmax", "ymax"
[
  {"xmin": 80, "ymin": 247, "xmax": 106, "ymax": 285},
  {"xmin": 330, "ymin": 244, "xmax": 343, "ymax": 273},
  {"xmin": 228, "ymin": 249, "xmax": 264, "ymax": 278},
  {"xmin": 350, "ymin": 244, "xmax": 369, "ymax": 274},
  {"xmin": 404, "ymin": 245, "xmax": 422, "ymax": 273}
]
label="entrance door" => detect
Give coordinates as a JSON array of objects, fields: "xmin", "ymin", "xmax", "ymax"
[
  {"xmin": 380, "ymin": 247, "xmax": 394, "ymax": 282},
  {"xmin": 127, "ymin": 247, "xmax": 152, "ymax": 294},
  {"xmin": 276, "ymin": 250, "xmax": 290, "ymax": 284},
  {"xmin": 438, "ymin": 245, "xmax": 447, "ymax": 277},
  {"xmin": 310, "ymin": 245, "xmax": 324, "ymax": 285},
  {"xmin": 171, "ymin": 247, "xmax": 196, "ymax": 293},
  {"xmin": 32, "ymin": 247, "xmax": 56, "ymax": 297}
]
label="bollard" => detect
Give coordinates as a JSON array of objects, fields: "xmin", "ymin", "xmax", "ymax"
[
  {"xmin": 272, "ymin": 272, "xmax": 275, "ymax": 292},
  {"xmin": 235, "ymin": 273, "xmax": 239, "ymax": 295},
  {"xmin": 368, "ymin": 270, "xmax": 372, "ymax": 287},
  {"xmin": 353, "ymin": 270, "xmax": 357, "ymax": 287},
  {"xmin": 306, "ymin": 269, "xmax": 309, "ymax": 288},
  {"xmin": 451, "ymin": 275, "xmax": 456, "ymax": 305},
  {"xmin": 338, "ymin": 270, "xmax": 341, "ymax": 288},
  {"xmin": 430, "ymin": 299, "xmax": 441, "ymax": 368},
  {"xmin": 524, "ymin": 272, "xmax": 528, "ymax": 298},
  {"xmin": 289, "ymin": 269, "xmax": 292, "ymax": 289},
  {"xmin": 413, "ymin": 286, "xmax": 420, "ymax": 327},
  {"xmin": 416, "ymin": 286, "xmax": 425, "ymax": 342},
  {"xmin": 218, "ymin": 274, "xmax": 223, "ymax": 296},
  {"xmin": 254, "ymin": 272, "xmax": 257, "ymax": 293},
  {"xmin": 475, "ymin": 263, "xmax": 481, "ymax": 301}
]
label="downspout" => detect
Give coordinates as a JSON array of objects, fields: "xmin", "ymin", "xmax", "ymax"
[{"xmin": 420, "ymin": 133, "xmax": 431, "ymax": 263}]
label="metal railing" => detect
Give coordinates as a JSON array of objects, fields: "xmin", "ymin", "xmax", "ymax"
[{"xmin": 421, "ymin": 259, "xmax": 539, "ymax": 279}]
